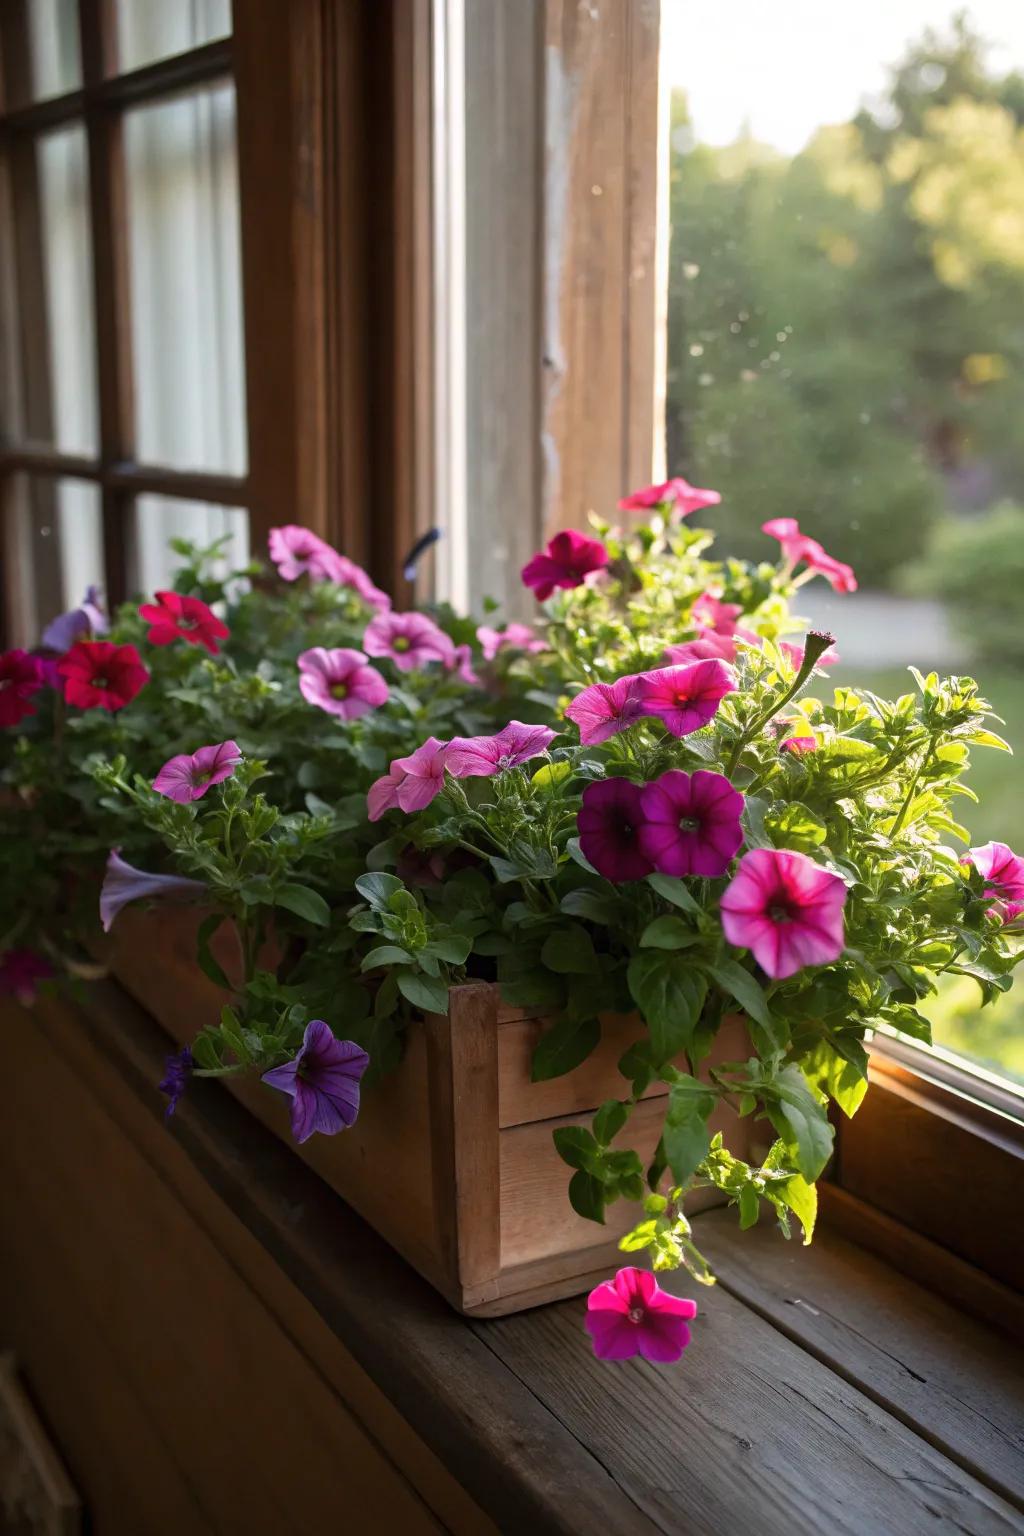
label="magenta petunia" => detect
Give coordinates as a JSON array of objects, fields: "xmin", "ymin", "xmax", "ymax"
[
  {"xmin": 521, "ymin": 530, "xmax": 609, "ymax": 601},
  {"xmin": 477, "ymin": 622, "xmax": 546, "ymax": 660},
  {"xmin": 367, "ymin": 765, "xmax": 407, "ymax": 822},
  {"xmin": 100, "ymin": 849, "xmax": 206, "ymax": 932},
  {"xmin": 0, "ymin": 948, "xmax": 54, "ymax": 1006},
  {"xmin": 40, "ymin": 584, "xmax": 107, "ymax": 651},
  {"xmin": 390, "ymin": 737, "xmax": 450, "ymax": 812},
  {"xmin": 58, "ymin": 640, "xmax": 149, "ymax": 712},
  {"xmin": 638, "ymin": 658, "xmax": 735, "ymax": 738},
  {"xmin": 446, "ymin": 720, "xmax": 557, "ymax": 778},
  {"xmin": 967, "ymin": 841, "xmax": 1024, "ymax": 924},
  {"xmin": 691, "ymin": 592, "xmax": 742, "ymax": 636},
  {"xmin": 152, "ymin": 740, "xmax": 242, "ymax": 804},
  {"xmin": 638, "ymin": 769, "xmax": 744, "ymax": 878},
  {"xmin": 0, "ymin": 649, "xmax": 44, "ymax": 727},
  {"xmin": 363, "ymin": 611, "xmax": 456, "ymax": 673},
  {"xmin": 762, "ymin": 517, "xmax": 857, "ymax": 594},
  {"xmin": 720, "ymin": 848, "xmax": 847, "ymax": 979},
  {"xmin": 663, "ymin": 631, "xmax": 741, "ymax": 667},
  {"xmin": 585, "ymin": 1267, "xmax": 697, "ymax": 1362},
  {"xmin": 780, "ymin": 731, "xmax": 818, "ymax": 755},
  {"xmin": 618, "ymin": 477, "xmax": 721, "ymax": 519},
  {"xmin": 565, "ymin": 675, "xmax": 645, "ymax": 745},
  {"xmin": 139, "ymin": 590, "xmax": 230, "ymax": 655},
  {"xmin": 297, "ymin": 646, "xmax": 389, "ymax": 719},
  {"xmin": 577, "ymin": 778, "xmax": 653, "ymax": 882},
  {"xmin": 262, "ymin": 1019, "xmax": 369, "ymax": 1143}
]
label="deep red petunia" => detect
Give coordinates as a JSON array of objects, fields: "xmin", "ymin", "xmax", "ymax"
[
  {"xmin": 521, "ymin": 530, "xmax": 609, "ymax": 601},
  {"xmin": 0, "ymin": 649, "xmax": 44, "ymax": 727},
  {"xmin": 139, "ymin": 590, "xmax": 230, "ymax": 655},
  {"xmin": 577, "ymin": 778, "xmax": 653, "ymax": 882},
  {"xmin": 58, "ymin": 640, "xmax": 149, "ymax": 712}
]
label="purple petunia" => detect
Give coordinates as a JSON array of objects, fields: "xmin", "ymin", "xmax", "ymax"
[
  {"xmin": 262, "ymin": 1019, "xmax": 370, "ymax": 1143},
  {"xmin": 445, "ymin": 721, "xmax": 557, "ymax": 778},
  {"xmin": 638, "ymin": 769, "xmax": 744, "ymax": 879},
  {"xmin": 40, "ymin": 584, "xmax": 108, "ymax": 652},
  {"xmin": 159, "ymin": 1047, "xmax": 193, "ymax": 1118},
  {"xmin": 577, "ymin": 778, "xmax": 653, "ymax": 882},
  {"xmin": 152, "ymin": 741, "xmax": 242, "ymax": 804},
  {"xmin": 100, "ymin": 849, "xmax": 207, "ymax": 932}
]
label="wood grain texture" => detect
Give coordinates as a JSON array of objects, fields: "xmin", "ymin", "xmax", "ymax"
[
  {"xmin": 474, "ymin": 1246, "xmax": 1024, "ymax": 1536},
  {"xmin": 701, "ymin": 1207, "xmax": 1024, "ymax": 1515}
]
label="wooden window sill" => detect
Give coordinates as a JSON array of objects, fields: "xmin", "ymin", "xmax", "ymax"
[{"xmin": 3, "ymin": 981, "xmax": 1023, "ymax": 1534}]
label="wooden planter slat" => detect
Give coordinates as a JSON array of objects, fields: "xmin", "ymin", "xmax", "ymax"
[{"xmin": 103, "ymin": 906, "xmax": 751, "ymax": 1315}]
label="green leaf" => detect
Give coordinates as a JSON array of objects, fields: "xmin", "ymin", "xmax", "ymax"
[
  {"xmin": 639, "ymin": 915, "xmax": 700, "ymax": 950},
  {"xmin": 593, "ymin": 1098, "xmax": 629, "ymax": 1145},
  {"xmin": 217, "ymin": 1005, "xmax": 252, "ymax": 1065},
  {"xmin": 764, "ymin": 1065, "xmax": 834, "ymax": 1182},
  {"xmin": 424, "ymin": 934, "xmax": 473, "ymax": 965},
  {"xmin": 967, "ymin": 729, "xmax": 1011, "ymax": 752},
  {"xmin": 707, "ymin": 958, "xmax": 785, "ymax": 1055},
  {"xmin": 738, "ymin": 1183, "xmax": 761, "ymax": 1230},
  {"xmin": 808, "ymin": 1038, "xmax": 868, "ymax": 1119},
  {"xmin": 619, "ymin": 1219, "xmax": 660, "ymax": 1253},
  {"xmin": 275, "ymin": 883, "xmax": 331, "ymax": 927},
  {"xmin": 499, "ymin": 970, "xmax": 566, "ymax": 1008},
  {"xmin": 662, "ymin": 1079, "xmax": 716, "ymax": 1183},
  {"xmin": 566, "ymin": 837, "xmax": 599, "ymax": 874},
  {"xmin": 355, "ymin": 872, "xmax": 405, "ymax": 910},
  {"xmin": 360, "ymin": 944, "xmax": 414, "ymax": 971},
  {"xmin": 396, "ymin": 970, "xmax": 449, "ymax": 1014},
  {"xmin": 776, "ymin": 1171, "xmax": 817, "ymax": 1244},
  {"xmin": 568, "ymin": 1168, "xmax": 606, "ymax": 1223},
  {"xmin": 532, "ymin": 760, "xmax": 572, "ymax": 790},
  {"xmin": 645, "ymin": 872, "xmax": 700, "ymax": 914},
  {"xmin": 541, "ymin": 924, "xmax": 598, "ymax": 974},
  {"xmin": 560, "ymin": 888, "xmax": 620, "ymax": 923},
  {"xmin": 627, "ymin": 951, "xmax": 708, "ymax": 1063},
  {"xmin": 767, "ymin": 800, "xmax": 827, "ymax": 851},
  {"xmin": 195, "ymin": 913, "xmax": 231, "ymax": 990},
  {"xmin": 552, "ymin": 1125, "xmax": 600, "ymax": 1171},
  {"xmin": 531, "ymin": 1014, "xmax": 600, "ymax": 1081}
]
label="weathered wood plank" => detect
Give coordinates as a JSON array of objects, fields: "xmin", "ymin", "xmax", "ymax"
[
  {"xmin": 473, "ymin": 1244, "xmax": 1024, "ymax": 1536},
  {"xmin": 700, "ymin": 1206, "xmax": 1024, "ymax": 1513}
]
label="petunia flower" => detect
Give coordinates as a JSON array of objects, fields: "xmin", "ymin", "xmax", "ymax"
[
  {"xmin": 152, "ymin": 740, "xmax": 242, "ymax": 804},
  {"xmin": 720, "ymin": 847, "xmax": 847, "ymax": 979},
  {"xmin": 779, "ymin": 639, "xmax": 838, "ymax": 671},
  {"xmin": 780, "ymin": 732, "xmax": 818, "ymax": 755},
  {"xmin": 618, "ymin": 477, "xmax": 721, "ymax": 520},
  {"xmin": 448, "ymin": 643, "xmax": 482, "ymax": 686},
  {"xmin": 638, "ymin": 658, "xmax": 736, "ymax": 738},
  {"xmin": 446, "ymin": 721, "xmax": 557, "ymax": 777},
  {"xmin": 966, "ymin": 841, "xmax": 1024, "ymax": 924},
  {"xmin": 367, "ymin": 765, "xmax": 407, "ymax": 822},
  {"xmin": 40, "ymin": 584, "xmax": 108, "ymax": 651},
  {"xmin": 297, "ymin": 647, "xmax": 389, "ymax": 720},
  {"xmin": 762, "ymin": 517, "xmax": 857, "ymax": 594},
  {"xmin": 638, "ymin": 769, "xmax": 744, "ymax": 878},
  {"xmin": 0, "ymin": 649, "xmax": 45, "ymax": 727},
  {"xmin": 585, "ymin": 1267, "xmax": 697, "ymax": 1362},
  {"xmin": 390, "ymin": 737, "xmax": 450, "ymax": 811},
  {"xmin": 139, "ymin": 590, "xmax": 230, "ymax": 655},
  {"xmin": 100, "ymin": 849, "xmax": 207, "ymax": 932},
  {"xmin": 0, "ymin": 947, "xmax": 54, "ymax": 1005},
  {"xmin": 268, "ymin": 524, "xmax": 344, "ymax": 583},
  {"xmin": 159, "ymin": 1047, "xmax": 193, "ymax": 1118},
  {"xmin": 363, "ymin": 611, "xmax": 456, "ymax": 673},
  {"xmin": 521, "ymin": 530, "xmax": 609, "ymax": 601},
  {"xmin": 262, "ymin": 1019, "xmax": 369, "ymax": 1143},
  {"xmin": 691, "ymin": 592, "xmax": 742, "ymax": 636},
  {"xmin": 328, "ymin": 554, "xmax": 392, "ymax": 612},
  {"xmin": 577, "ymin": 778, "xmax": 653, "ymax": 882},
  {"xmin": 477, "ymin": 622, "xmax": 547, "ymax": 660},
  {"xmin": 58, "ymin": 640, "xmax": 149, "ymax": 712},
  {"xmin": 565, "ymin": 675, "xmax": 645, "ymax": 745},
  {"xmin": 662, "ymin": 631, "xmax": 741, "ymax": 667}
]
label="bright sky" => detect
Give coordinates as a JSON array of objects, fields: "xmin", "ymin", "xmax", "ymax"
[{"xmin": 662, "ymin": 0, "xmax": 1024, "ymax": 154}]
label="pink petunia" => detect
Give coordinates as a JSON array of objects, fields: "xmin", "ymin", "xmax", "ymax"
[
  {"xmin": 139, "ymin": 590, "xmax": 230, "ymax": 655},
  {"xmin": 662, "ymin": 631, "xmax": 741, "ymax": 667},
  {"xmin": 577, "ymin": 778, "xmax": 653, "ymax": 882},
  {"xmin": 367, "ymin": 765, "xmax": 407, "ymax": 822},
  {"xmin": 720, "ymin": 847, "xmax": 847, "ymax": 979},
  {"xmin": 638, "ymin": 769, "xmax": 744, "ymax": 878},
  {"xmin": 762, "ymin": 518, "xmax": 857, "ymax": 594},
  {"xmin": 521, "ymin": 530, "xmax": 609, "ymax": 601},
  {"xmin": 363, "ymin": 611, "xmax": 456, "ymax": 673},
  {"xmin": 390, "ymin": 737, "xmax": 450, "ymax": 812},
  {"xmin": 0, "ymin": 649, "xmax": 44, "ymax": 727},
  {"xmin": 691, "ymin": 592, "xmax": 742, "ymax": 636},
  {"xmin": 779, "ymin": 639, "xmax": 838, "ymax": 671},
  {"xmin": 564, "ymin": 675, "xmax": 645, "ymax": 745},
  {"xmin": 446, "ymin": 721, "xmax": 558, "ymax": 778},
  {"xmin": 477, "ymin": 622, "xmax": 546, "ymax": 661},
  {"xmin": 448, "ymin": 643, "xmax": 482, "ymax": 686},
  {"xmin": 780, "ymin": 732, "xmax": 818, "ymax": 755},
  {"xmin": 585, "ymin": 1267, "xmax": 697, "ymax": 1362},
  {"xmin": 152, "ymin": 740, "xmax": 242, "ymax": 804},
  {"xmin": 297, "ymin": 647, "xmax": 389, "ymax": 720},
  {"xmin": 966, "ymin": 841, "xmax": 1024, "ymax": 924},
  {"xmin": 269, "ymin": 525, "xmax": 343, "ymax": 584},
  {"xmin": 638, "ymin": 658, "xmax": 736, "ymax": 738},
  {"xmin": 618, "ymin": 477, "xmax": 721, "ymax": 520},
  {"xmin": 328, "ymin": 554, "xmax": 392, "ymax": 612}
]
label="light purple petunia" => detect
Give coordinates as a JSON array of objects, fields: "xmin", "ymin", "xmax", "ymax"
[
  {"xmin": 363, "ymin": 611, "xmax": 456, "ymax": 673},
  {"xmin": 262, "ymin": 1019, "xmax": 369, "ymax": 1143},
  {"xmin": 297, "ymin": 647, "xmax": 389, "ymax": 719},
  {"xmin": 40, "ymin": 585, "xmax": 108, "ymax": 652},
  {"xmin": 100, "ymin": 849, "xmax": 206, "ymax": 932},
  {"xmin": 390, "ymin": 737, "xmax": 450, "ymax": 811},
  {"xmin": 586, "ymin": 1267, "xmax": 698, "ymax": 1362},
  {"xmin": 445, "ymin": 720, "xmax": 558, "ymax": 778},
  {"xmin": 152, "ymin": 741, "xmax": 242, "ymax": 804}
]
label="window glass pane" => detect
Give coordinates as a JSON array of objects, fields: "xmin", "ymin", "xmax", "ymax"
[
  {"xmin": 37, "ymin": 127, "xmax": 99, "ymax": 455},
  {"xmin": 124, "ymin": 84, "xmax": 246, "ymax": 474},
  {"xmin": 115, "ymin": 0, "xmax": 231, "ymax": 74},
  {"xmin": 129, "ymin": 495, "xmax": 247, "ymax": 595},
  {"xmin": 6, "ymin": 476, "xmax": 104, "ymax": 647},
  {"xmin": 3, "ymin": 0, "xmax": 83, "ymax": 105},
  {"xmin": 663, "ymin": 3, "xmax": 1024, "ymax": 1085}
]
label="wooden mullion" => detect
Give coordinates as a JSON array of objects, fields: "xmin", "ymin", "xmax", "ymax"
[
  {"xmin": 0, "ymin": 446, "xmax": 101, "ymax": 478},
  {"xmin": 104, "ymin": 462, "xmax": 248, "ymax": 507}
]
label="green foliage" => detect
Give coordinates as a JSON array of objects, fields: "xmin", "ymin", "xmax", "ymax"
[{"xmin": 908, "ymin": 504, "xmax": 1024, "ymax": 667}]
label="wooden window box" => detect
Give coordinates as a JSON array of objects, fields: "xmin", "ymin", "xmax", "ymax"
[{"xmin": 102, "ymin": 906, "xmax": 750, "ymax": 1316}]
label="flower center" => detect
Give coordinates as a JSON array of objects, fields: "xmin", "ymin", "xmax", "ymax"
[
  {"xmin": 393, "ymin": 636, "xmax": 411, "ymax": 653},
  {"xmin": 331, "ymin": 682, "xmax": 349, "ymax": 700},
  {"xmin": 769, "ymin": 899, "xmax": 798, "ymax": 924},
  {"xmin": 678, "ymin": 815, "xmax": 701, "ymax": 832},
  {"xmin": 628, "ymin": 1305, "xmax": 645, "ymax": 1325},
  {"xmin": 179, "ymin": 615, "xmax": 198, "ymax": 631},
  {"xmin": 92, "ymin": 676, "xmax": 109, "ymax": 689}
]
